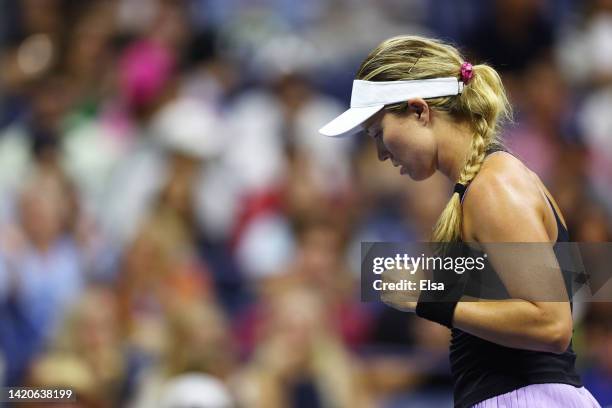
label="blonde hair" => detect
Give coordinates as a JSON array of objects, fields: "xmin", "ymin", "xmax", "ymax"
[{"xmin": 356, "ymin": 35, "xmax": 512, "ymax": 242}]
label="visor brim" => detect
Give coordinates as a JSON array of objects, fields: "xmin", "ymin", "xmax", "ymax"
[{"xmin": 318, "ymin": 105, "xmax": 384, "ymax": 137}]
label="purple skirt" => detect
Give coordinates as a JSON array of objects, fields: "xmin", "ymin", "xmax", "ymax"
[{"xmin": 472, "ymin": 383, "xmax": 601, "ymax": 408}]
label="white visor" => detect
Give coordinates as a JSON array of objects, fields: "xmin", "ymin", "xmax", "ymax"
[{"xmin": 319, "ymin": 77, "xmax": 464, "ymax": 137}]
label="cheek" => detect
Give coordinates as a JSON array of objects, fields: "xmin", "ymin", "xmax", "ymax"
[{"xmin": 384, "ymin": 130, "xmax": 437, "ymax": 178}]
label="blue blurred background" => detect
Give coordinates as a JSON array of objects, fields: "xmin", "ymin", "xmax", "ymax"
[{"xmin": 0, "ymin": 0, "xmax": 611, "ymax": 407}]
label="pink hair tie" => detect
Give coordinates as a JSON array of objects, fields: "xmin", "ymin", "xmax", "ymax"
[{"xmin": 460, "ymin": 61, "xmax": 474, "ymax": 84}]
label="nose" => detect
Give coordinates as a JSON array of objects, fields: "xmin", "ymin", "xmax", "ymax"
[{"xmin": 375, "ymin": 134, "xmax": 391, "ymax": 162}]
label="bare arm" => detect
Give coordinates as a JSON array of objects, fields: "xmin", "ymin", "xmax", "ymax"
[
  {"xmin": 454, "ymin": 169, "xmax": 572, "ymax": 353},
  {"xmin": 453, "ymin": 300, "xmax": 571, "ymax": 353}
]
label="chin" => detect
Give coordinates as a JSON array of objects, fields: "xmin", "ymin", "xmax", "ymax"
[
  {"xmin": 409, "ymin": 173, "xmax": 430, "ymax": 181},
  {"xmin": 407, "ymin": 167, "xmax": 435, "ymax": 181}
]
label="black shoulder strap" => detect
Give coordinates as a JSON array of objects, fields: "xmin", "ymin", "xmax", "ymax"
[{"xmin": 545, "ymin": 195, "xmax": 569, "ymax": 242}]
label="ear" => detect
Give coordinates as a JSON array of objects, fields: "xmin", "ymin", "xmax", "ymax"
[{"xmin": 405, "ymin": 98, "xmax": 430, "ymax": 125}]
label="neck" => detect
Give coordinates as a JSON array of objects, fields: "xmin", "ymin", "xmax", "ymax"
[{"xmin": 435, "ymin": 118, "xmax": 474, "ymax": 183}]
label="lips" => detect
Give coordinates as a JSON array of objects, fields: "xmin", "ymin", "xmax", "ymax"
[{"xmin": 390, "ymin": 161, "xmax": 407, "ymax": 175}]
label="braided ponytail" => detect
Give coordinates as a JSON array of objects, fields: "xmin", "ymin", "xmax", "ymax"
[
  {"xmin": 432, "ymin": 129, "xmax": 487, "ymax": 242},
  {"xmin": 431, "ymin": 65, "xmax": 511, "ymax": 242}
]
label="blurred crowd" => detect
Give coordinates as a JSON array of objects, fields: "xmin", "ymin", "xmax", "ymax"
[{"xmin": 0, "ymin": 0, "xmax": 612, "ymax": 407}]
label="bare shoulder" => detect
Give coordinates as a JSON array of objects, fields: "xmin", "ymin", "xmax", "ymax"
[{"xmin": 462, "ymin": 152, "xmax": 548, "ymax": 242}]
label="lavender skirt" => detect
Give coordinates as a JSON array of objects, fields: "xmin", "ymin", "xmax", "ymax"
[{"xmin": 472, "ymin": 384, "xmax": 601, "ymax": 408}]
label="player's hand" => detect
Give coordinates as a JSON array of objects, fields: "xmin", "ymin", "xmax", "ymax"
[{"xmin": 379, "ymin": 266, "xmax": 420, "ymax": 312}]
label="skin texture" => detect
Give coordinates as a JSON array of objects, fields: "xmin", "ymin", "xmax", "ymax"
[{"xmin": 368, "ymin": 100, "xmax": 573, "ymax": 354}]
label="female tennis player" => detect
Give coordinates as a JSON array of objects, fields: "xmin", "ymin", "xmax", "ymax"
[{"xmin": 319, "ymin": 36, "xmax": 601, "ymax": 408}]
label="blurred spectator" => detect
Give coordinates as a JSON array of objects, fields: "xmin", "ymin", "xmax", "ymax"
[
  {"xmin": 116, "ymin": 211, "xmax": 212, "ymax": 354},
  {"xmin": 156, "ymin": 373, "xmax": 234, "ymax": 408},
  {"xmin": 556, "ymin": 0, "xmax": 612, "ymax": 214},
  {"xmin": 505, "ymin": 58, "xmax": 581, "ymax": 183},
  {"xmin": 556, "ymin": 0, "xmax": 612, "ymax": 87},
  {"xmin": 100, "ymin": 94, "xmax": 227, "ymax": 246},
  {"xmin": 580, "ymin": 303, "xmax": 612, "ymax": 407},
  {"xmin": 128, "ymin": 300, "xmax": 235, "ymax": 407},
  {"xmin": 288, "ymin": 216, "xmax": 371, "ymax": 347},
  {"xmin": 464, "ymin": 0, "xmax": 556, "ymax": 75},
  {"xmin": 0, "ymin": 168, "xmax": 84, "ymax": 385},
  {"xmin": 26, "ymin": 353, "xmax": 104, "ymax": 408},
  {"xmin": 233, "ymin": 214, "xmax": 372, "ymax": 357},
  {"xmin": 59, "ymin": 287, "xmax": 125, "ymax": 389},
  {"xmin": 230, "ymin": 72, "xmax": 353, "ymax": 278},
  {"xmin": 576, "ymin": 83, "xmax": 612, "ymax": 216},
  {"xmin": 30, "ymin": 286, "xmax": 125, "ymax": 407},
  {"xmin": 0, "ymin": 73, "xmax": 73, "ymax": 217},
  {"xmin": 572, "ymin": 202, "xmax": 612, "ymax": 242},
  {"xmin": 233, "ymin": 287, "xmax": 368, "ymax": 408}
]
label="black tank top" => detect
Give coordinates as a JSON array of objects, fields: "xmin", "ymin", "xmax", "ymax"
[{"xmin": 451, "ymin": 148, "xmax": 582, "ymax": 408}]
